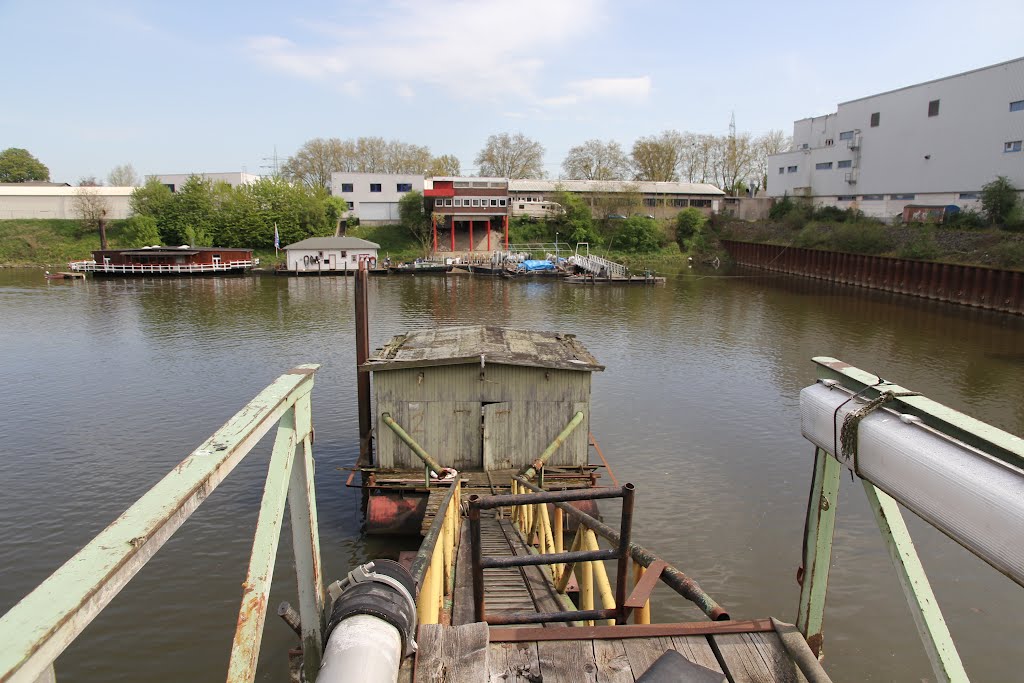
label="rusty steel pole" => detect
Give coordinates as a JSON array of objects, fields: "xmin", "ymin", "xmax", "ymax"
[{"xmin": 355, "ymin": 261, "xmax": 372, "ymax": 463}]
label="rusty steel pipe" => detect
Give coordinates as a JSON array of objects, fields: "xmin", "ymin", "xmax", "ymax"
[
  {"xmin": 471, "ymin": 486, "xmax": 625, "ymax": 510},
  {"xmin": 486, "ymin": 608, "xmax": 616, "ymax": 626},
  {"xmin": 480, "ymin": 548, "xmax": 615, "ymax": 569},
  {"xmin": 355, "ymin": 262, "xmax": 372, "ymax": 461},
  {"xmin": 518, "ymin": 411, "xmax": 585, "ymax": 480},
  {"xmin": 468, "ymin": 497, "xmax": 485, "ymax": 623},
  {"xmin": 380, "ymin": 413, "xmax": 448, "ymax": 476},
  {"xmin": 513, "ymin": 476, "xmax": 730, "ymax": 621},
  {"xmin": 615, "ymin": 483, "xmax": 635, "ymax": 625}
]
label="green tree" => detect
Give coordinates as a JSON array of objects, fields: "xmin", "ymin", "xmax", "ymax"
[
  {"xmin": 980, "ymin": 176, "xmax": 1019, "ymax": 226},
  {"xmin": 161, "ymin": 175, "xmax": 217, "ymax": 245},
  {"xmin": 121, "ymin": 215, "xmax": 162, "ymax": 247},
  {"xmin": 631, "ymin": 131, "xmax": 683, "ymax": 181},
  {"xmin": 398, "ymin": 190, "xmax": 432, "ymax": 252},
  {"xmin": 674, "ymin": 207, "xmax": 706, "ymax": 247},
  {"xmin": 551, "ymin": 190, "xmax": 600, "ymax": 245},
  {"xmin": 130, "ymin": 177, "xmax": 175, "ymax": 223},
  {"xmin": 0, "ymin": 148, "xmax": 50, "ymax": 182},
  {"xmin": 615, "ymin": 216, "xmax": 661, "ymax": 252},
  {"xmin": 427, "ymin": 154, "xmax": 461, "ymax": 177},
  {"xmin": 108, "ymin": 163, "xmax": 141, "ymax": 187}
]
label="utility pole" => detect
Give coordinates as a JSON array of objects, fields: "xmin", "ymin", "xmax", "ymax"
[{"xmin": 261, "ymin": 145, "xmax": 281, "ymax": 178}]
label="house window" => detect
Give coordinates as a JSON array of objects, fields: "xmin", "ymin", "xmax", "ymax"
[
  {"xmin": 340, "ymin": 183, "xmax": 354, "ymax": 192},
  {"xmin": 787, "ymin": 166, "xmax": 798, "ymax": 173},
  {"xmin": 815, "ymin": 162, "xmax": 833, "ymax": 170},
  {"xmin": 369, "ymin": 183, "xmax": 382, "ymax": 192},
  {"xmin": 444, "ymin": 198, "xmax": 452, "ymax": 206},
  {"xmin": 825, "ymin": 139, "xmax": 834, "ymax": 146},
  {"xmin": 959, "ymin": 192, "xmax": 978, "ymax": 199},
  {"xmin": 801, "ymin": 143, "xmax": 809, "ymax": 149},
  {"xmin": 870, "ymin": 112, "xmax": 880, "ymax": 127},
  {"xmin": 1011, "ymin": 100, "xmax": 1024, "ymax": 112},
  {"xmin": 471, "ymin": 198, "xmax": 480, "ymax": 207},
  {"xmin": 1005, "ymin": 140, "xmax": 1023, "ymax": 153},
  {"xmin": 928, "ymin": 100, "xmax": 940, "ymax": 117},
  {"xmin": 518, "ymin": 204, "xmax": 525, "ymax": 209},
  {"xmin": 861, "ymin": 194, "xmax": 884, "ymax": 200},
  {"xmin": 778, "ymin": 167, "xmax": 785, "ymax": 174},
  {"xmin": 837, "ymin": 160, "xmax": 853, "ymax": 169},
  {"xmin": 396, "ymin": 183, "xmax": 412, "ymax": 192},
  {"xmin": 498, "ymin": 198, "xmax": 507, "ymax": 206},
  {"xmin": 837, "ymin": 195, "xmax": 856, "ymax": 201},
  {"xmin": 839, "ymin": 131, "xmax": 855, "ymax": 141},
  {"xmin": 490, "ymin": 199, "xmax": 498, "ymax": 206},
  {"xmin": 435, "ymin": 199, "xmax": 443, "ymax": 207},
  {"xmin": 891, "ymin": 194, "xmax": 915, "ymax": 200}
]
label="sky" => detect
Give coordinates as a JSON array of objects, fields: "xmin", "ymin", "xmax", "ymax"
[{"xmin": 3, "ymin": 0, "xmax": 1023, "ymax": 185}]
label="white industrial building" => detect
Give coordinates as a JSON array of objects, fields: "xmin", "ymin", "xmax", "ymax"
[
  {"xmin": 331, "ymin": 172, "xmax": 424, "ymax": 224},
  {"xmin": 0, "ymin": 185, "xmax": 135, "ymax": 220},
  {"xmin": 283, "ymin": 236, "xmax": 380, "ymax": 273},
  {"xmin": 155, "ymin": 172, "xmax": 260, "ymax": 192},
  {"xmin": 768, "ymin": 57, "xmax": 1024, "ymax": 219}
]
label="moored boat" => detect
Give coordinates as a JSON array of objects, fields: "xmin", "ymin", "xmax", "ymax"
[{"xmin": 69, "ymin": 245, "xmax": 257, "ymax": 276}]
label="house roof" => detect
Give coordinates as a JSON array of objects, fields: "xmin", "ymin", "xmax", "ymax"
[
  {"xmin": 362, "ymin": 326, "xmax": 604, "ymax": 372},
  {"xmin": 508, "ymin": 179, "xmax": 726, "ymax": 196},
  {"xmin": 285, "ymin": 236, "xmax": 380, "ymax": 250}
]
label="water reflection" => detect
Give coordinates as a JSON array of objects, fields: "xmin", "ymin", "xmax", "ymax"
[{"xmin": 0, "ymin": 268, "xmax": 1021, "ymax": 682}]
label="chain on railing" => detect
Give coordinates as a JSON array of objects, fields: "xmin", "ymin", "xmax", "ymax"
[{"xmin": 0, "ymin": 365, "xmax": 323, "ymax": 683}]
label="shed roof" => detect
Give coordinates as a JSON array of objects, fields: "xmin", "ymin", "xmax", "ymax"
[
  {"xmin": 363, "ymin": 326, "xmax": 604, "ymax": 372},
  {"xmin": 285, "ymin": 236, "xmax": 380, "ymax": 250}
]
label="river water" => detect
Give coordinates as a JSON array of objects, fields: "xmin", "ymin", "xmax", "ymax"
[{"xmin": 1, "ymin": 267, "xmax": 1022, "ymax": 681}]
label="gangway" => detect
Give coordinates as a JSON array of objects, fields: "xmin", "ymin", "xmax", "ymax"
[{"xmin": 572, "ymin": 242, "xmax": 628, "ymax": 278}]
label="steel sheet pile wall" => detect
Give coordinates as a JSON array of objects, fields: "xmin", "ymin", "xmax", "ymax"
[{"xmin": 721, "ymin": 240, "xmax": 1023, "ymax": 315}]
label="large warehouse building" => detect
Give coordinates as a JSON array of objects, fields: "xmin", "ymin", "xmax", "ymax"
[{"xmin": 768, "ymin": 57, "xmax": 1024, "ymax": 219}]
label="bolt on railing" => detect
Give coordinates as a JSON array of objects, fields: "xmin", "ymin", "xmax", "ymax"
[{"xmin": 0, "ymin": 365, "xmax": 323, "ymax": 683}]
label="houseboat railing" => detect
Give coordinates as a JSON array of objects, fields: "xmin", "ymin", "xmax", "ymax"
[
  {"xmin": 511, "ymin": 475, "xmax": 731, "ymax": 622},
  {"xmin": 797, "ymin": 357, "xmax": 1024, "ymax": 683},
  {"xmin": 0, "ymin": 364, "xmax": 323, "ymax": 683},
  {"xmin": 67, "ymin": 259, "xmax": 257, "ymax": 274},
  {"xmin": 409, "ymin": 478, "xmax": 463, "ymax": 626}
]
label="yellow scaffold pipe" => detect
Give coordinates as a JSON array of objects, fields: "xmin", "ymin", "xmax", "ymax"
[{"xmin": 519, "ymin": 411, "xmax": 585, "ymax": 481}]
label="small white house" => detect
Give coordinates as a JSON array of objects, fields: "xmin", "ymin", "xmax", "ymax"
[{"xmin": 284, "ymin": 236, "xmax": 380, "ymax": 273}]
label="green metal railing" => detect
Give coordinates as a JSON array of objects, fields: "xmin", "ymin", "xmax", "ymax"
[
  {"xmin": 797, "ymin": 357, "xmax": 1024, "ymax": 683},
  {"xmin": 0, "ymin": 365, "xmax": 324, "ymax": 683}
]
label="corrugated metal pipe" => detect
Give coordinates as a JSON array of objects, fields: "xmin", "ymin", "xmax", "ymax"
[
  {"xmin": 518, "ymin": 411, "xmax": 585, "ymax": 481},
  {"xmin": 318, "ymin": 560, "xmax": 417, "ymax": 683},
  {"xmin": 380, "ymin": 412, "xmax": 448, "ymax": 475}
]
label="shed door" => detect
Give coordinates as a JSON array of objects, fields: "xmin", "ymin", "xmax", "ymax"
[
  {"xmin": 401, "ymin": 401, "xmax": 481, "ymax": 471},
  {"xmin": 483, "ymin": 402, "xmax": 513, "ymax": 471}
]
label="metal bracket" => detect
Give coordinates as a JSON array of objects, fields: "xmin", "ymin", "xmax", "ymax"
[{"xmin": 338, "ymin": 562, "xmax": 419, "ymax": 655}]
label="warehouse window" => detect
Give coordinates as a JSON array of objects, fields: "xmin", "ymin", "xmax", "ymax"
[
  {"xmin": 815, "ymin": 162, "xmax": 833, "ymax": 171},
  {"xmin": 1012, "ymin": 100, "xmax": 1024, "ymax": 112},
  {"xmin": 870, "ymin": 112, "xmax": 880, "ymax": 127},
  {"xmin": 837, "ymin": 160, "xmax": 853, "ymax": 169},
  {"xmin": 370, "ymin": 183, "xmax": 382, "ymax": 192},
  {"xmin": 825, "ymin": 138, "xmax": 834, "ymax": 146},
  {"xmin": 1005, "ymin": 140, "xmax": 1023, "ymax": 153},
  {"xmin": 690, "ymin": 199, "xmax": 712, "ymax": 208},
  {"xmin": 671, "ymin": 198, "xmax": 688, "ymax": 207},
  {"xmin": 644, "ymin": 198, "xmax": 658, "ymax": 207},
  {"xmin": 891, "ymin": 194, "xmax": 915, "ymax": 200},
  {"xmin": 839, "ymin": 131, "xmax": 855, "ymax": 141},
  {"xmin": 861, "ymin": 195, "xmax": 884, "ymax": 200},
  {"xmin": 787, "ymin": 165, "xmax": 798, "ymax": 173},
  {"xmin": 340, "ymin": 183, "xmax": 354, "ymax": 192},
  {"xmin": 837, "ymin": 195, "xmax": 856, "ymax": 201},
  {"xmin": 959, "ymin": 192, "xmax": 978, "ymax": 199},
  {"xmin": 779, "ymin": 167, "xmax": 785, "ymax": 174},
  {"xmin": 928, "ymin": 100, "xmax": 940, "ymax": 117},
  {"xmin": 396, "ymin": 183, "xmax": 412, "ymax": 192}
]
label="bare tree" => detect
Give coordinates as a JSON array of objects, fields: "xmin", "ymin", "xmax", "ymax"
[
  {"xmin": 562, "ymin": 139, "xmax": 630, "ymax": 180},
  {"xmin": 710, "ymin": 132, "xmax": 758, "ymax": 195},
  {"xmin": 427, "ymin": 154, "xmax": 461, "ymax": 177},
  {"xmin": 74, "ymin": 188, "xmax": 111, "ymax": 249},
  {"xmin": 751, "ymin": 130, "xmax": 792, "ymax": 194},
  {"xmin": 282, "ymin": 137, "xmax": 349, "ymax": 189},
  {"xmin": 474, "ymin": 133, "xmax": 545, "ymax": 178},
  {"xmin": 107, "ymin": 163, "xmax": 141, "ymax": 187},
  {"xmin": 78, "ymin": 176, "xmax": 101, "ymax": 187},
  {"xmin": 631, "ymin": 131, "xmax": 684, "ymax": 181}
]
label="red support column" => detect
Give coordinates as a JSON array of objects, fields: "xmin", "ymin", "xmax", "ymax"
[
  {"xmin": 469, "ymin": 219, "xmax": 474, "ymax": 252},
  {"xmin": 432, "ymin": 214, "xmax": 438, "ymax": 254},
  {"xmin": 451, "ymin": 217, "xmax": 456, "ymax": 252},
  {"xmin": 487, "ymin": 219, "xmax": 491, "ymax": 251},
  {"xmin": 504, "ymin": 214, "xmax": 509, "ymax": 249}
]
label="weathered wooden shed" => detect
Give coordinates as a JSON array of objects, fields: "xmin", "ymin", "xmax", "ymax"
[{"xmin": 362, "ymin": 326, "xmax": 603, "ymax": 472}]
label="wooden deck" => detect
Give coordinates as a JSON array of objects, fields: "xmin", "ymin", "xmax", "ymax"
[{"xmin": 414, "ymin": 620, "xmax": 820, "ymax": 682}]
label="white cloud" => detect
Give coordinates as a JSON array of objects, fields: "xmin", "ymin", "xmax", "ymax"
[
  {"xmin": 245, "ymin": 0, "xmax": 604, "ymax": 100},
  {"xmin": 568, "ymin": 76, "xmax": 651, "ymax": 101},
  {"xmin": 396, "ymin": 84, "xmax": 415, "ymax": 99}
]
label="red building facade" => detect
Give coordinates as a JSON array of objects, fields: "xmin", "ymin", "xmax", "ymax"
[{"xmin": 423, "ymin": 178, "xmax": 511, "ymax": 253}]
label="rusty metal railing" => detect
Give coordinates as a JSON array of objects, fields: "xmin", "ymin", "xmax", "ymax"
[
  {"xmin": 0, "ymin": 365, "xmax": 324, "ymax": 683},
  {"xmin": 468, "ymin": 484, "xmax": 635, "ymax": 626}
]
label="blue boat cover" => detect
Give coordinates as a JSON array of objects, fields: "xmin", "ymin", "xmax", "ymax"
[{"xmin": 521, "ymin": 260, "xmax": 555, "ymax": 271}]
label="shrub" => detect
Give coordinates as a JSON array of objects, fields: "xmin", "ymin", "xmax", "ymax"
[
  {"xmin": 981, "ymin": 176, "xmax": 1019, "ymax": 226},
  {"xmin": 769, "ymin": 194, "xmax": 794, "ymax": 220},
  {"xmin": 812, "ymin": 205, "xmax": 848, "ymax": 223},
  {"xmin": 945, "ymin": 208, "xmax": 986, "ymax": 229},
  {"xmin": 615, "ymin": 216, "xmax": 661, "ymax": 252},
  {"xmin": 674, "ymin": 208, "xmax": 706, "ymax": 246},
  {"xmin": 783, "ymin": 210, "xmax": 808, "ymax": 231},
  {"xmin": 990, "ymin": 241, "xmax": 1024, "ymax": 268},
  {"xmin": 897, "ymin": 227, "xmax": 940, "ymax": 260},
  {"xmin": 831, "ymin": 222, "xmax": 893, "ymax": 254},
  {"xmin": 1004, "ymin": 204, "xmax": 1024, "ymax": 232},
  {"xmin": 793, "ymin": 222, "xmax": 829, "ymax": 248}
]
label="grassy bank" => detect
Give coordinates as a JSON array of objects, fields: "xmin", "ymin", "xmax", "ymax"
[{"xmin": 0, "ymin": 219, "xmax": 127, "ymax": 267}]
